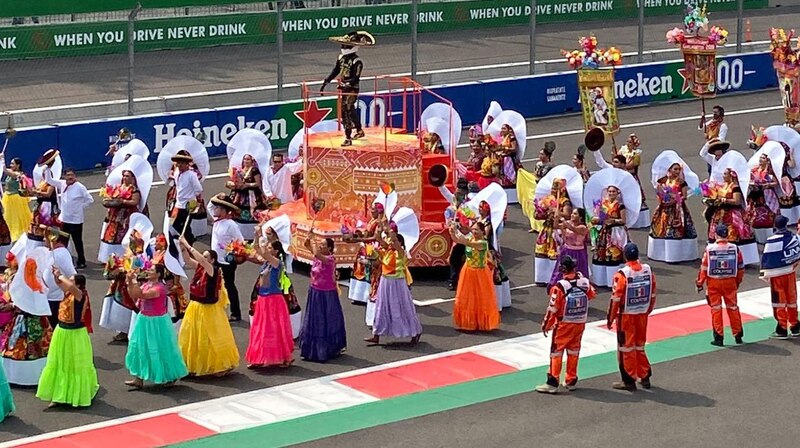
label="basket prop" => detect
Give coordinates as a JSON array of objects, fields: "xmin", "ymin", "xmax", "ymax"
[{"xmin": 562, "ymin": 35, "xmax": 623, "ymax": 146}]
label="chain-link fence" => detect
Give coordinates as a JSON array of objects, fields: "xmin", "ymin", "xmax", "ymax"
[{"xmin": 0, "ymin": 0, "xmax": 793, "ymax": 125}]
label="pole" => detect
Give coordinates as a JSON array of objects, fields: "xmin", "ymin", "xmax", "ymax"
[
  {"xmin": 277, "ymin": 0, "xmax": 285, "ymax": 101},
  {"xmin": 127, "ymin": 3, "xmax": 142, "ymax": 116},
  {"xmin": 529, "ymin": 0, "xmax": 536, "ymax": 75},
  {"xmin": 637, "ymin": 0, "xmax": 644, "ymax": 63},
  {"xmin": 736, "ymin": 0, "xmax": 744, "ymax": 53},
  {"xmin": 411, "ymin": 0, "xmax": 418, "ymax": 80}
]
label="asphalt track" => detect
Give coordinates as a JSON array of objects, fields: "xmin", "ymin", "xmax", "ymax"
[
  {"xmin": 0, "ymin": 88, "xmax": 791, "ymax": 443},
  {"xmin": 1, "ymin": 5, "xmax": 800, "ymax": 110}
]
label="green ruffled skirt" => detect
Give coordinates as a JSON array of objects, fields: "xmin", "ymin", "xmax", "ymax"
[{"xmin": 35, "ymin": 326, "xmax": 98, "ymax": 407}]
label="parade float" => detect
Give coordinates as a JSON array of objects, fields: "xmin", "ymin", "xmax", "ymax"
[{"xmin": 274, "ymin": 77, "xmax": 463, "ymax": 268}]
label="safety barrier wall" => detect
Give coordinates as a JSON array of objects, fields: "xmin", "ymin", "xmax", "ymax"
[
  {"xmin": 0, "ymin": 51, "xmax": 776, "ymax": 172},
  {"xmin": 0, "ymin": 0, "xmax": 768, "ymax": 60}
]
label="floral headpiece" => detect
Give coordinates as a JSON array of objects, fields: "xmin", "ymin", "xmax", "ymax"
[
  {"xmin": 770, "ymin": 28, "xmax": 799, "ymax": 69},
  {"xmin": 562, "ymin": 35, "xmax": 623, "ymax": 70}
]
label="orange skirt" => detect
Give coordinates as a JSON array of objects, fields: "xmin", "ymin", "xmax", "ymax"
[{"xmin": 453, "ymin": 265, "xmax": 500, "ymax": 331}]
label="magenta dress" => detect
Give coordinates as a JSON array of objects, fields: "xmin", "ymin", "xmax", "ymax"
[
  {"xmin": 299, "ymin": 254, "xmax": 347, "ymax": 362},
  {"xmin": 245, "ymin": 261, "xmax": 294, "ymax": 366},
  {"xmin": 548, "ymin": 225, "xmax": 590, "ymax": 288}
]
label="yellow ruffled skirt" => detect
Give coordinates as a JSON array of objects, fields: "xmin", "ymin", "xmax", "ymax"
[
  {"xmin": 516, "ymin": 168, "xmax": 544, "ymax": 232},
  {"xmin": 178, "ymin": 286, "xmax": 240, "ymax": 376},
  {"xmin": 2, "ymin": 194, "xmax": 31, "ymax": 242}
]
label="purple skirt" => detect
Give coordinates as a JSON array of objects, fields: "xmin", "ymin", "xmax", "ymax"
[
  {"xmin": 372, "ymin": 277, "xmax": 423, "ymax": 338},
  {"xmin": 548, "ymin": 246, "xmax": 590, "ymax": 288},
  {"xmin": 299, "ymin": 287, "xmax": 347, "ymax": 363}
]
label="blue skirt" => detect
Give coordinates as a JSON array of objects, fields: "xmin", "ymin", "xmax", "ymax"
[
  {"xmin": 299, "ymin": 287, "xmax": 347, "ymax": 363},
  {"xmin": 126, "ymin": 314, "xmax": 188, "ymax": 384}
]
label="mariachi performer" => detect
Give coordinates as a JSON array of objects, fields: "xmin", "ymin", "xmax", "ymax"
[
  {"xmin": 226, "ymin": 128, "xmax": 273, "ymax": 240},
  {"xmin": 760, "ymin": 215, "xmax": 800, "ymax": 339},
  {"xmin": 466, "ymin": 183, "xmax": 511, "ymax": 310},
  {"xmin": 536, "ymin": 256, "xmax": 596, "ymax": 394},
  {"xmin": 647, "ymin": 150, "xmax": 700, "ymax": 263},
  {"xmin": 533, "ymin": 166, "xmax": 583, "ymax": 286},
  {"xmin": 158, "ymin": 136, "xmax": 210, "ymax": 245},
  {"xmin": 98, "ymin": 155, "xmax": 153, "ymax": 263},
  {"xmin": 697, "ymin": 224, "xmax": 745, "ymax": 346},
  {"xmin": 699, "ymin": 106, "xmax": 728, "ymax": 172},
  {"xmin": 321, "ymin": 31, "xmax": 376, "ymax": 147},
  {"xmin": 617, "ymin": 134, "xmax": 650, "ymax": 229},
  {"xmin": 747, "ymin": 142, "xmax": 784, "ymax": 243},
  {"xmin": 705, "ymin": 150, "xmax": 760, "ymax": 265},
  {"xmin": 584, "ymin": 168, "xmax": 641, "ymax": 287}
]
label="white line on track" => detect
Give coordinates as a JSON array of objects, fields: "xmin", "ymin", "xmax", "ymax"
[{"xmin": 83, "ymin": 102, "xmax": 782, "ymax": 196}]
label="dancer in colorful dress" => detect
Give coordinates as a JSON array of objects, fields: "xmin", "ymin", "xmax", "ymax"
[
  {"xmin": 1, "ymin": 250, "xmax": 52, "ymax": 386},
  {"xmin": 246, "ymin": 239, "xmax": 294, "ymax": 369},
  {"xmin": 36, "ymin": 271, "xmax": 98, "ymax": 408},
  {"xmin": 549, "ymin": 208, "xmax": 590, "ymax": 288},
  {"xmin": 1, "ymin": 155, "xmax": 32, "ymax": 242},
  {"xmin": 534, "ymin": 165, "xmax": 584, "ymax": 285},
  {"xmin": 178, "ymin": 237, "xmax": 240, "ymax": 377},
  {"xmin": 705, "ymin": 151, "xmax": 759, "ymax": 266},
  {"xmin": 346, "ymin": 202, "xmax": 383, "ymax": 304},
  {"xmin": 28, "ymin": 150, "xmax": 61, "ymax": 247},
  {"xmin": 518, "ymin": 141, "xmax": 556, "ymax": 234},
  {"xmin": 226, "ymin": 129, "xmax": 273, "ymax": 239},
  {"xmin": 299, "ymin": 237, "xmax": 347, "ymax": 362},
  {"xmin": 747, "ymin": 146, "xmax": 782, "ymax": 244},
  {"xmin": 449, "ymin": 221, "xmax": 500, "ymax": 332},
  {"xmin": 124, "ymin": 264, "xmax": 188, "ymax": 388},
  {"xmin": 98, "ymin": 155, "xmax": 152, "ymax": 262},
  {"xmin": 363, "ymin": 221, "xmax": 422, "ymax": 345},
  {"xmin": 776, "ymin": 142, "xmax": 800, "ymax": 224},
  {"xmin": 617, "ymin": 134, "xmax": 650, "ymax": 229},
  {"xmin": 647, "ymin": 151, "xmax": 699, "ymax": 263},
  {"xmin": 475, "ymin": 196, "xmax": 511, "ymax": 310},
  {"xmin": 584, "ymin": 168, "xmax": 641, "ymax": 287}
]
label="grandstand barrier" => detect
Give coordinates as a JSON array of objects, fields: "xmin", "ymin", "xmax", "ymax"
[{"xmin": 1, "ymin": 51, "xmax": 776, "ymax": 172}]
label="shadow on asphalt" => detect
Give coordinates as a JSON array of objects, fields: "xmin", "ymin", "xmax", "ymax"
[
  {"xmin": 570, "ymin": 386, "xmax": 716, "ymax": 408},
  {"xmin": 729, "ymin": 342, "xmax": 794, "ymax": 357}
]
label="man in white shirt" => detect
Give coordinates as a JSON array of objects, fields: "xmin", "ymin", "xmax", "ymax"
[
  {"xmin": 45, "ymin": 168, "xmax": 94, "ymax": 268},
  {"xmin": 170, "ymin": 150, "xmax": 204, "ymax": 245},
  {"xmin": 699, "ymin": 138, "xmax": 730, "ymax": 172},
  {"xmin": 44, "ymin": 228, "xmax": 77, "ymax": 327},
  {"xmin": 265, "ymin": 154, "xmax": 304, "ymax": 205},
  {"xmin": 208, "ymin": 194, "xmax": 245, "ymax": 321},
  {"xmin": 699, "ymin": 105, "xmax": 729, "ymax": 174}
]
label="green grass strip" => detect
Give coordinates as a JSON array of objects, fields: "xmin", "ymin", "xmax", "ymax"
[{"xmin": 172, "ymin": 318, "xmax": 775, "ymax": 448}]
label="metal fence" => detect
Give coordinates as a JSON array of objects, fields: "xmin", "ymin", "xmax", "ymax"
[{"xmin": 0, "ymin": 0, "xmax": 794, "ymax": 126}]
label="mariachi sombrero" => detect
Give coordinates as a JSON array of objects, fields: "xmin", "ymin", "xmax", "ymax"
[
  {"xmin": 38, "ymin": 148, "xmax": 60, "ymax": 166},
  {"xmin": 210, "ymin": 193, "xmax": 240, "ymax": 212},
  {"xmin": 171, "ymin": 149, "xmax": 194, "ymax": 163},
  {"xmin": 328, "ymin": 30, "xmax": 376, "ymax": 46},
  {"xmin": 707, "ymin": 138, "xmax": 731, "ymax": 154},
  {"xmin": 584, "ymin": 127, "xmax": 605, "ymax": 152}
]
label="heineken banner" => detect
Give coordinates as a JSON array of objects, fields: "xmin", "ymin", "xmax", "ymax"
[
  {"xmin": 0, "ymin": 0, "xmax": 768, "ymax": 60},
  {"xmin": 0, "ymin": 52, "xmax": 774, "ymax": 171}
]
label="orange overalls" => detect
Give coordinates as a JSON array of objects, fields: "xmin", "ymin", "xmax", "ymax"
[
  {"xmin": 608, "ymin": 261, "xmax": 656, "ymax": 386},
  {"xmin": 771, "ymin": 272, "xmax": 798, "ymax": 336},
  {"xmin": 542, "ymin": 272, "xmax": 596, "ymax": 387},
  {"xmin": 696, "ymin": 240, "xmax": 744, "ymax": 342}
]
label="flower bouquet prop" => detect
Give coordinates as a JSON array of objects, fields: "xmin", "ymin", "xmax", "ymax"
[
  {"xmin": 562, "ymin": 35, "xmax": 623, "ymax": 139},
  {"xmin": 225, "ymin": 239, "xmax": 256, "ymax": 265},
  {"xmin": 769, "ymin": 28, "xmax": 800, "ymax": 124},
  {"xmin": 700, "ymin": 179, "xmax": 723, "ymax": 206},
  {"xmin": 666, "ymin": 2, "xmax": 727, "ymax": 120},
  {"xmin": 99, "ymin": 183, "xmax": 133, "ymax": 208}
]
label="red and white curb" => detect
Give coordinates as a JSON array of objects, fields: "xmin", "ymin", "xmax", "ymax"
[{"xmin": 0, "ymin": 284, "xmax": 778, "ymax": 448}]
